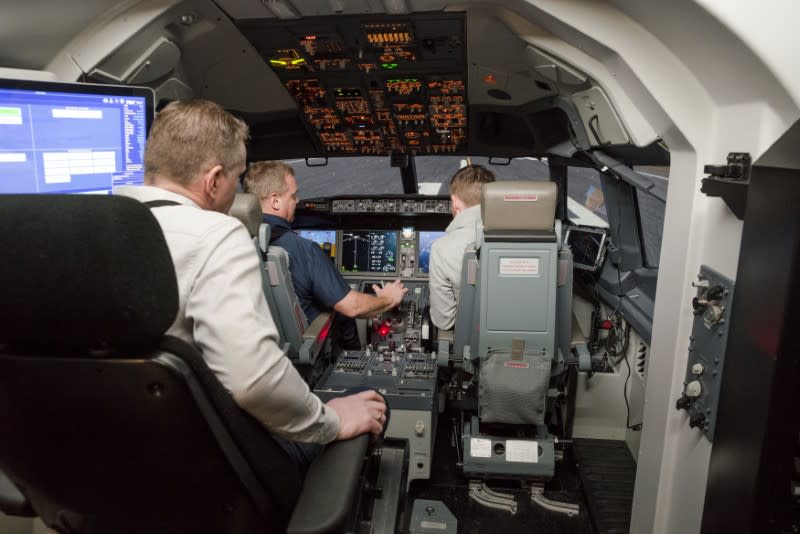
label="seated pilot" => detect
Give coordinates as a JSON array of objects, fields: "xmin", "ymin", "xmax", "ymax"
[
  {"xmin": 428, "ymin": 165, "xmax": 496, "ymax": 330},
  {"xmin": 243, "ymin": 161, "xmax": 407, "ymax": 349}
]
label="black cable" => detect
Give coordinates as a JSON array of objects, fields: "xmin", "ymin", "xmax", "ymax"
[
  {"xmin": 613, "ymin": 177, "xmax": 627, "ymax": 311},
  {"xmin": 619, "ymin": 322, "xmax": 642, "ymax": 431}
]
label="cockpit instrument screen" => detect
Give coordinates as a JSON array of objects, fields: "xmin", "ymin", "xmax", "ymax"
[
  {"xmin": 417, "ymin": 231, "xmax": 446, "ymax": 274},
  {"xmin": 565, "ymin": 226, "xmax": 608, "ymax": 272},
  {"xmin": 297, "ymin": 229, "xmax": 337, "ymax": 258},
  {"xmin": 341, "ymin": 230, "xmax": 398, "ymax": 273}
]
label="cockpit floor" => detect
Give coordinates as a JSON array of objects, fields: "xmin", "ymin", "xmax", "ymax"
[{"xmin": 403, "ymin": 410, "xmax": 596, "ymax": 534}]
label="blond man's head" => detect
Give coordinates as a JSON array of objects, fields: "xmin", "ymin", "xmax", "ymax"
[
  {"xmin": 243, "ymin": 161, "xmax": 299, "ymax": 222},
  {"xmin": 243, "ymin": 161, "xmax": 294, "ymax": 199},
  {"xmin": 448, "ymin": 164, "xmax": 496, "ymax": 215}
]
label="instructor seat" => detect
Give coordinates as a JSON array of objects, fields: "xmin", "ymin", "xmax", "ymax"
[{"xmin": 0, "ymin": 194, "xmax": 367, "ymax": 534}]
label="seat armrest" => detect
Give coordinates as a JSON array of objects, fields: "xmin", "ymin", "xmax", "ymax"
[
  {"xmin": 299, "ymin": 312, "xmax": 334, "ymax": 366},
  {"xmin": 303, "ymin": 311, "xmax": 334, "ymax": 342},
  {"xmin": 287, "ymin": 435, "xmax": 370, "ymax": 534},
  {"xmin": 0, "ymin": 471, "xmax": 34, "ymax": 517},
  {"xmin": 569, "ymin": 314, "xmax": 592, "ymax": 372},
  {"xmin": 437, "ymin": 329, "xmax": 454, "ymax": 343}
]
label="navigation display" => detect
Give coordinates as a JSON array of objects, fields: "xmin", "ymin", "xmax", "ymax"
[
  {"xmin": 0, "ymin": 79, "xmax": 153, "ymax": 195},
  {"xmin": 297, "ymin": 229, "xmax": 337, "ymax": 258},
  {"xmin": 340, "ymin": 230, "xmax": 397, "ymax": 273},
  {"xmin": 418, "ymin": 231, "xmax": 446, "ymax": 274}
]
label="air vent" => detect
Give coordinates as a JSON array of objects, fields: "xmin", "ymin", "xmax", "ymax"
[
  {"xmin": 487, "ymin": 88, "xmax": 511, "ymax": 100},
  {"xmin": 635, "ymin": 341, "xmax": 648, "ymax": 381}
]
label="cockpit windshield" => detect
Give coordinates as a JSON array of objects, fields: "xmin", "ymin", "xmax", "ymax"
[{"xmin": 281, "ymin": 155, "xmax": 551, "ymax": 198}]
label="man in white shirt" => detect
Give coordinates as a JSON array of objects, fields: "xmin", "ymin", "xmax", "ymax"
[
  {"xmin": 117, "ymin": 100, "xmax": 385, "ymax": 469},
  {"xmin": 428, "ymin": 165, "xmax": 496, "ymax": 330}
]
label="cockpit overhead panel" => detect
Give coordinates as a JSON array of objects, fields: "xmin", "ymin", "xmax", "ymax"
[{"xmin": 237, "ymin": 13, "xmax": 467, "ymax": 156}]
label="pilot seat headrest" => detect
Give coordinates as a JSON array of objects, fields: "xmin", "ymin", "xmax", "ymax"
[
  {"xmin": 481, "ymin": 180, "xmax": 558, "ymax": 232},
  {"xmin": 0, "ymin": 195, "xmax": 178, "ymax": 350},
  {"xmin": 228, "ymin": 192, "xmax": 262, "ymax": 238}
]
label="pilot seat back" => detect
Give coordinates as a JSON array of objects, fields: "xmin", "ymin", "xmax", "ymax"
[
  {"xmin": 229, "ymin": 193, "xmax": 333, "ymax": 382},
  {"xmin": 229, "ymin": 193, "xmax": 291, "ymax": 346},
  {"xmin": 0, "ymin": 194, "xmax": 303, "ymax": 534},
  {"xmin": 477, "ymin": 180, "xmax": 559, "ymax": 425}
]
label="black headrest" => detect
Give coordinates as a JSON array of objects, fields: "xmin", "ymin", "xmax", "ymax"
[{"xmin": 0, "ymin": 194, "xmax": 178, "ymax": 349}]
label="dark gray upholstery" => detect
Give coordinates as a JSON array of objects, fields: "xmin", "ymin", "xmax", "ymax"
[
  {"xmin": 0, "ymin": 194, "xmax": 177, "ymax": 349},
  {"xmin": 0, "ymin": 194, "xmax": 367, "ymax": 534},
  {"xmin": 453, "ymin": 249, "xmax": 480, "ymax": 360}
]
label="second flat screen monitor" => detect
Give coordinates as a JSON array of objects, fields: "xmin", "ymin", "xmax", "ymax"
[
  {"xmin": 340, "ymin": 230, "xmax": 397, "ymax": 273},
  {"xmin": 418, "ymin": 231, "xmax": 446, "ymax": 274},
  {"xmin": 297, "ymin": 229, "xmax": 337, "ymax": 259}
]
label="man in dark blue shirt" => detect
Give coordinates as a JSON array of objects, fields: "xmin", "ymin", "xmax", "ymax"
[{"xmin": 243, "ymin": 161, "xmax": 406, "ymax": 347}]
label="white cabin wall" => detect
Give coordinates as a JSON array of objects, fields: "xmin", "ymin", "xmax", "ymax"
[
  {"xmin": 465, "ymin": 1, "xmax": 799, "ymax": 533},
  {"xmin": 0, "ymin": 69, "xmax": 58, "ymax": 82},
  {"xmin": 611, "ymin": 3, "xmax": 798, "ymax": 533},
  {"xmin": 0, "ymin": 0, "xmax": 122, "ymax": 71},
  {"xmin": 41, "ymin": 0, "xmax": 297, "ymax": 112},
  {"xmin": 46, "ymin": 0, "xmax": 181, "ymax": 81}
]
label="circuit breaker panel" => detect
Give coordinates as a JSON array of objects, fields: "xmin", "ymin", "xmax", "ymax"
[{"xmin": 676, "ymin": 265, "xmax": 735, "ymax": 441}]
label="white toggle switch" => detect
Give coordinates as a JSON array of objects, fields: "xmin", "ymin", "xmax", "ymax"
[{"xmin": 414, "ymin": 420, "xmax": 425, "ymax": 436}]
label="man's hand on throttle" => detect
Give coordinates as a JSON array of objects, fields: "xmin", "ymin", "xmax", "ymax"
[
  {"xmin": 326, "ymin": 389, "xmax": 387, "ymax": 440},
  {"xmin": 373, "ymin": 279, "xmax": 407, "ymax": 308}
]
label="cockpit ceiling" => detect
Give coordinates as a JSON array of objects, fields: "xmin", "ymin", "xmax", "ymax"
[{"xmin": 237, "ymin": 13, "xmax": 469, "ymax": 157}]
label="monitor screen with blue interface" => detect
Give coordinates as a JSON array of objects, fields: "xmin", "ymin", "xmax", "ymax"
[
  {"xmin": 418, "ymin": 231, "xmax": 446, "ymax": 274},
  {"xmin": 297, "ymin": 229, "xmax": 337, "ymax": 258},
  {"xmin": 0, "ymin": 79, "xmax": 154, "ymax": 195},
  {"xmin": 340, "ymin": 230, "xmax": 397, "ymax": 273}
]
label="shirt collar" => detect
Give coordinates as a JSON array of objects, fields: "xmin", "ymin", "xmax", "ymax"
[
  {"xmin": 114, "ymin": 185, "xmax": 201, "ymax": 208},
  {"xmin": 446, "ymin": 204, "xmax": 482, "ymax": 232},
  {"xmin": 262, "ymin": 213, "xmax": 292, "ymax": 230}
]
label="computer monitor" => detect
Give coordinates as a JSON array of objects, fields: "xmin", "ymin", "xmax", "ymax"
[
  {"xmin": 340, "ymin": 230, "xmax": 398, "ymax": 274},
  {"xmin": 418, "ymin": 230, "xmax": 446, "ymax": 274},
  {"xmin": 0, "ymin": 78, "xmax": 154, "ymax": 195},
  {"xmin": 564, "ymin": 226, "xmax": 608, "ymax": 272},
  {"xmin": 297, "ymin": 229, "xmax": 337, "ymax": 258}
]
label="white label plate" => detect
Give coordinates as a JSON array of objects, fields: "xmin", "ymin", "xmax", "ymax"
[
  {"xmin": 506, "ymin": 440, "xmax": 539, "ymax": 463},
  {"xmin": 470, "ymin": 437, "xmax": 492, "ymax": 458},
  {"xmin": 420, "ymin": 521, "xmax": 447, "ymax": 530},
  {"xmin": 499, "ymin": 257, "xmax": 539, "ymax": 276}
]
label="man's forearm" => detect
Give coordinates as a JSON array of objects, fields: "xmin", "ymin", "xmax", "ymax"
[
  {"xmin": 355, "ymin": 292, "xmax": 397, "ymax": 318},
  {"xmin": 335, "ymin": 289, "xmax": 399, "ymax": 318}
]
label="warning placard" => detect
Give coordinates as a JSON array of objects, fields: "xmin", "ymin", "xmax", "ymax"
[
  {"xmin": 503, "ymin": 194, "xmax": 538, "ymax": 202},
  {"xmin": 499, "ymin": 257, "xmax": 539, "ymax": 276}
]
